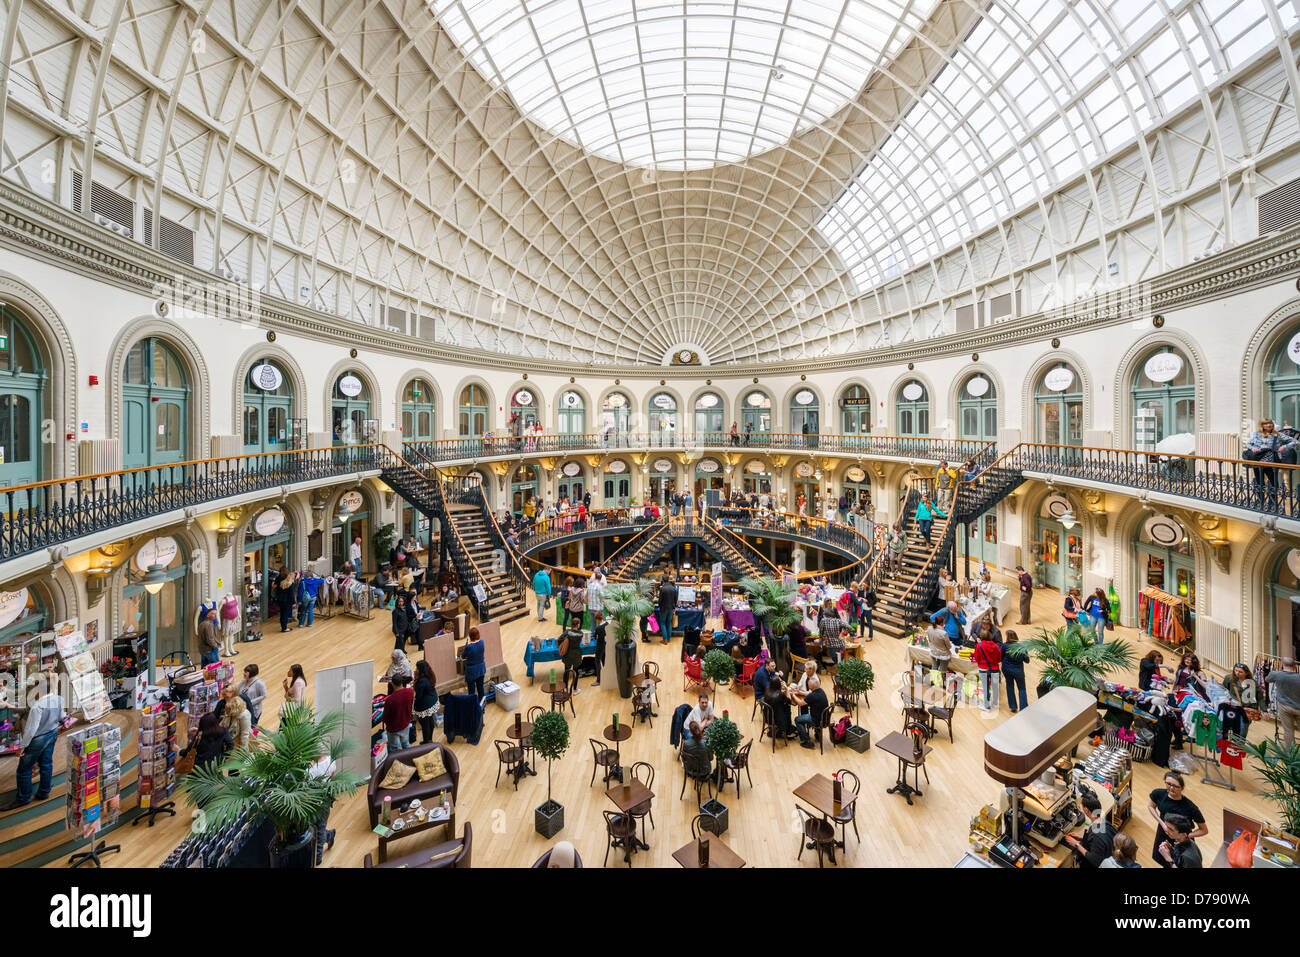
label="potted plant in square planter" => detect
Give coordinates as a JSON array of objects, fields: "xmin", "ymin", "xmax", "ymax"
[
  {"xmin": 531, "ymin": 710, "xmax": 570, "ymax": 838},
  {"xmin": 834, "ymin": 657, "xmax": 875, "ymax": 746},
  {"xmin": 699, "ymin": 712, "xmax": 741, "ymax": 835}
]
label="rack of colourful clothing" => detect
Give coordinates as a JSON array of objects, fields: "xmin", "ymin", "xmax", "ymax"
[
  {"xmin": 159, "ymin": 798, "xmax": 273, "ymax": 867},
  {"xmin": 340, "ymin": 576, "xmax": 374, "ymax": 620},
  {"xmin": 1253, "ymin": 653, "xmax": 1285, "ymax": 744},
  {"xmin": 1136, "ymin": 586, "xmax": 1193, "ymax": 649}
]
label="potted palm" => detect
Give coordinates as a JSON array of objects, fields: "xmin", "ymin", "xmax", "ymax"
[
  {"xmin": 1005, "ymin": 625, "xmax": 1135, "ymax": 698},
  {"xmin": 835, "ymin": 657, "xmax": 875, "ymax": 750},
  {"xmin": 1241, "ymin": 739, "xmax": 1300, "ymax": 836},
  {"xmin": 531, "ymin": 710, "xmax": 570, "ymax": 838},
  {"xmin": 602, "ymin": 580, "xmax": 653, "ymax": 698},
  {"xmin": 180, "ymin": 702, "xmax": 364, "ymax": 868},
  {"xmin": 700, "ymin": 712, "xmax": 741, "ymax": 834},
  {"xmin": 739, "ymin": 575, "xmax": 801, "ymax": 673}
]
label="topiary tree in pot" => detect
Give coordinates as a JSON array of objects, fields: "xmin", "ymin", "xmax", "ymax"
[
  {"xmin": 702, "ymin": 648, "xmax": 736, "ymax": 703},
  {"xmin": 531, "ymin": 709, "xmax": 570, "ymax": 837},
  {"xmin": 834, "ymin": 656, "xmax": 875, "ymax": 723},
  {"xmin": 700, "ymin": 712, "xmax": 742, "ymax": 833}
]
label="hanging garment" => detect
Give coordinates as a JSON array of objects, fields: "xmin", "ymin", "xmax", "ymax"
[
  {"xmin": 1219, "ymin": 740, "xmax": 1246, "ymax": 770},
  {"xmin": 1193, "ymin": 710, "xmax": 1221, "ymax": 748},
  {"xmin": 1217, "ymin": 703, "xmax": 1243, "ymax": 737}
]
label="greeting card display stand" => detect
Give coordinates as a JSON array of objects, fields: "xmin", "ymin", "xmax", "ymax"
[
  {"xmin": 133, "ymin": 701, "xmax": 179, "ymax": 826},
  {"xmin": 65, "ymin": 722, "xmax": 122, "ymax": 868}
]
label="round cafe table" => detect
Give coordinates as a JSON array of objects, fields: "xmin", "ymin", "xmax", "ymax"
[
  {"xmin": 505, "ymin": 721, "xmax": 536, "ymax": 782},
  {"xmin": 603, "ymin": 722, "xmax": 632, "ymax": 783}
]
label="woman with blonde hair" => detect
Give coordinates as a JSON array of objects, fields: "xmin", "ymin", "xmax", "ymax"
[{"xmin": 221, "ymin": 694, "xmax": 252, "ymax": 751}]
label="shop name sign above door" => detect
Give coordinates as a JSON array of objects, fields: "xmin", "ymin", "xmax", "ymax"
[
  {"xmin": 513, "ymin": 390, "xmax": 534, "ymax": 406},
  {"xmin": 795, "ymin": 462, "xmax": 815, "ymax": 477},
  {"xmin": 339, "ymin": 490, "xmax": 364, "ymax": 514},
  {"xmin": 0, "ymin": 588, "xmax": 29, "ymax": 629},
  {"xmin": 845, "ymin": 466, "xmax": 867, "ymax": 483},
  {"xmin": 135, "ymin": 536, "xmax": 178, "ymax": 571},
  {"xmin": 1042, "ymin": 367, "xmax": 1075, "ymax": 392},
  {"xmin": 250, "ymin": 363, "xmax": 283, "ymax": 392},
  {"xmin": 606, "ymin": 460, "xmax": 628, "ymax": 474},
  {"xmin": 901, "ymin": 382, "xmax": 924, "ymax": 401},
  {"xmin": 1143, "ymin": 352, "xmax": 1184, "ymax": 383},
  {"xmin": 254, "ymin": 508, "xmax": 285, "ymax": 536},
  {"xmin": 561, "ymin": 391, "xmax": 582, "ymax": 408},
  {"xmin": 697, "ymin": 458, "xmax": 721, "ymax": 473},
  {"xmin": 653, "ymin": 458, "xmax": 673, "ymax": 472},
  {"xmin": 965, "ymin": 376, "xmax": 990, "ymax": 397},
  {"xmin": 840, "ymin": 396, "xmax": 871, "ymax": 406},
  {"xmin": 338, "ymin": 374, "xmax": 363, "ymax": 397},
  {"xmin": 652, "ymin": 394, "xmax": 675, "ymax": 409},
  {"xmin": 562, "ymin": 462, "xmax": 582, "ymax": 476},
  {"xmin": 745, "ymin": 460, "xmax": 766, "ymax": 474},
  {"xmin": 794, "ymin": 389, "xmax": 816, "ymax": 405}
]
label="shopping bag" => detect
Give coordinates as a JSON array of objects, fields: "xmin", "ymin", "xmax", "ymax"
[{"xmin": 647, "ymin": 614, "xmax": 660, "ymax": 634}]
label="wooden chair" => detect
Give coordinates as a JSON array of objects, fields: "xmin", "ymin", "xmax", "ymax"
[
  {"xmin": 602, "ymin": 809, "xmax": 640, "ymax": 867},
  {"xmin": 724, "ymin": 739, "xmax": 753, "ymax": 799},
  {"xmin": 631, "ymin": 680, "xmax": 655, "ymax": 727},
  {"xmin": 493, "ymin": 739, "xmax": 524, "ymax": 790},
  {"xmin": 551, "ymin": 681, "xmax": 575, "ymax": 716},
  {"xmin": 757, "ymin": 699, "xmax": 788, "ymax": 753},
  {"xmin": 627, "ymin": 760, "xmax": 655, "ymax": 843},
  {"xmin": 689, "ymin": 812, "xmax": 711, "ymax": 841},
  {"xmin": 679, "ymin": 747, "xmax": 714, "ymax": 802},
  {"xmin": 832, "ymin": 768, "xmax": 862, "ymax": 849},
  {"xmin": 927, "ymin": 703, "xmax": 955, "ymax": 743},
  {"xmin": 796, "ymin": 805, "xmax": 837, "ymax": 867},
  {"xmin": 813, "ymin": 707, "xmax": 836, "ymax": 755},
  {"xmin": 789, "ymin": 651, "xmax": 811, "ymax": 680},
  {"xmin": 589, "ymin": 737, "xmax": 619, "ymax": 787}
]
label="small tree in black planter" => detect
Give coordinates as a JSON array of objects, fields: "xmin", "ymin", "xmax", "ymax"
[
  {"xmin": 531, "ymin": 710, "xmax": 570, "ymax": 838},
  {"xmin": 180, "ymin": 702, "xmax": 365, "ymax": 868},
  {"xmin": 700, "ymin": 712, "xmax": 741, "ymax": 834},
  {"xmin": 701, "ymin": 648, "xmax": 735, "ymax": 703},
  {"xmin": 834, "ymin": 657, "xmax": 875, "ymax": 720}
]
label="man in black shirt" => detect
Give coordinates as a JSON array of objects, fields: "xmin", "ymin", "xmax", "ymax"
[
  {"xmin": 591, "ymin": 611, "xmax": 607, "ymax": 687},
  {"xmin": 794, "ymin": 675, "xmax": 828, "ymax": 748},
  {"xmin": 1063, "ymin": 790, "xmax": 1116, "ymax": 867},
  {"xmin": 1158, "ymin": 813, "xmax": 1203, "ymax": 868},
  {"xmin": 657, "ymin": 576, "xmax": 678, "ymax": 643}
]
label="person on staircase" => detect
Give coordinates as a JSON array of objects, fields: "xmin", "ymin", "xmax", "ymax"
[
  {"xmin": 934, "ymin": 461, "xmax": 958, "ymax": 510},
  {"xmin": 532, "ymin": 566, "xmax": 552, "ymax": 622},
  {"xmin": 915, "ymin": 494, "xmax": 946, "ymax": 546},
  {"xmin": 886, "ymin": 523, "xmax": 907, "ymax": 577}
]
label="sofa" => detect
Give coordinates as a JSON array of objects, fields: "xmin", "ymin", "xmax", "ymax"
[
  {"xmin": 367, "ymin": 742, "xmax": 460, "ymax": 828},
  {"xmin": 531, "ymin": 846, "xmax": 583, "ymax": 868},
  {"xmin": 363, "ymin": 823, "xmax": 472, "ymax": 869}
]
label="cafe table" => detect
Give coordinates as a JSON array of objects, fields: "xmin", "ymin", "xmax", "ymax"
[
  {"xmin": 605, "ymin": 780, "xmax": 654, "ymax": 860},
  {"xmin": 603, "ymin": 722, "xmax": 632, "ymax": 784},
  {"xmin": 672, "ymin": 835, "xmax": 745, "ymax": 869},
  {"xmin": 505, "ymin": 720, "xmax": 536, "ymax": 783},
  {"xmin": 793, "ymin": 773, "xmax": 859, "ymax": 861},
  {"xmin": 876, "ymin": 730, "xmax": 932, "ymax": 806},
  {"xmin": 376, "ymin": 797, "xmax": 454, "ymax": 864}
]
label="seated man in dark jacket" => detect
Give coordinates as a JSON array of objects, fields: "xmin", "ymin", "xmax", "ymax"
[
  {"xmin": 787, "ymin": 622, "xmax": 809, "ymax": 658},
  {"xmin": 793, "ymin": 675, "xmax": 828, "ymax": 748}
]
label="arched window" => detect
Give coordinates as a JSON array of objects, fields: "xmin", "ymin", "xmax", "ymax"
[
  {"xmin": 331, "ymin": 370, "xmax": 371, "ymax": 446},
  {"xmin": 694, "ymin": 392, "xmax": 724, "ymax": 435},
  {"xmin": 896, "ymin": 380, "xmax": 929, "ymax": 437},
  {"xmin": 1134, "ymin": 515, "xmax": 1195, "ymax": 638},
  {"xmin": 558, "ymin": 390, "xmax": 586, "ymax": 437},
  {"xmin": 122, "ymin": 536, "xmax": 190, "ymax": 680},
  {"xmin": 511, "ymin": 463, "xmax": 539, "ymax": 514},
  {"xmin": 123, "ymin": 338, "xmax": 190, "ymax": 468},
  {"xmin": 1131, "ymin": 345, "xmax": 1194, "ymax": 446},
  {"xmin": 601, "ymin": 392, "xmax": 632, "ymax": 442},
  {"xmin": 1034, "ymin": 363, "xmax": 1083, "ymax": 447},
  {"xmin": 958, "ymin": 374, "xmax": 997, "ymax": 442},
  {"xmin": 741, "ymin": 390, "xmax": 771, "ymax": 438},
  {"xmin": 1268, "ymin": 550, "xmax": 1300, "ymax": 658},
  {"xmin": 243, "ymin": 358, "xmax": 292, "ymax": 454},
  {"xmin": 790, "ymin": 389, "xmax": 820, "ymax": 444},
  {"xmin": 402, "ymin": 378, "xmax": 435, "ymax": 442},
  {"xmin": 458, "ymin": 384, "xmax": 489, "ymax": 438},
  {"xmin": 243, "ymin": 507, "xmax": 293, "ymax": 622},
  {"xmin": 1266, "ymin": 330, "xmax": 1300, "ymax": 428},
  {"xmin": 839, "ymin": 385, "xmax": 871, "ymax": 436},
  {"xmin": 0, "ymin": 305, "xmax": 46, "ymax": 487},
  {"xmin": 509, "ymin": 388, "xmax": 537, "ymax": 435},
  {"xmin": 648, "ymin": 392, "xmax": 678, "ymax": 442}
]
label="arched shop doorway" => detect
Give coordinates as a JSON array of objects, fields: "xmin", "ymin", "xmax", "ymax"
[
  {"xmin": 694, "ymin": 457, "xmax": 725, "ymax": 501},
  {"xmin": 0, "ymin": 584, "xmax": 54, "ymax": 733},
  {"xmin": 1034, "ymin": 362, "xmax": 1083, "ymax": 447},
  {"xmin": 603, "ymin": 459, "xmax": 631, "ymax": 507},
  {"xmin": 958, "ymin": 374, "xmax": 997, "ymax": 442},
  {"xmin": 897, "ymin": 380, "xmax": 929, "ymax": 440},
  {"xmin": 330, "ymin": 488, "xmax": 372, "ymax": 573},
  {"xmin": 602, "ymin": 392, "xmax": 632, "ymax": 444},
  {"xmin": 331, "ymin": 369, "xmax": 371, "ymax": 445},
  {"xmin": 402, "ymin": 378, "xmax": 436, "ymax": 442},
  {"xmin": 122, "ymin": 535, "xmax": 190, "ymax": 680},
  {"xmin": 790, "ymin": 388, "xmax": 819, "ymax": 445},
  {"xmin": 741, "ymin": 390, "xmax": 771, "ymax": 439},
  {"xmin": 1266, "ymin": 326, "xmax": 1300, "ymax": 426},
  {"xmin": 0, "ymin": 305, "xmax": 47, "ymax": 487},
  {"xmin": 242, "ymin": 507, "xmax": 293, "ymax": 624},
  {"xmin": 694, "ymin": 392, "xmax": 724, "ymax": 437},
  {"xmin": 243, "ymin": 358, "xmax": 293, "ymax": 455},
  {"xmin": 1268, "ymin": 550, "xmax": 1300, "ymax": 658},
  {"xmin": 1134, "ymin": 514, "xmax": 1196, "ymax": 636},
  {"xmin": 123, "ymin": 337, "xmax": 189, "ymax": 468},
  {"xmin": 1131, "ymin": 345, "xmax": 1194, "ymax": 448},
  {"xmin": 841, "ymin": 464, "xmax": 872, "ymax": 510},
  {"xmin": 458, "ymin": 384, "xmax": 490, "ymax": 439},
  {"xmin": 511, "ymin": 463, "xmax": 539, "ymax": 513},
  {"xmin": 557, "ymin": 461, "xmax": 585, "ymax": 502},
  {"xmin": 741, "ymin": 459, "xmax": 771, "ymax": 496},
  {"xmin": 558, "ymin": 390, "xmax": 586, "ymax": 441},
  {"xmin": 1033, "ymin": 494, "xmax": 1082, "ymax": 592},
  {"xmin": 966, "ymin": 512, "xmax": 998, "ymax": 568},
  {"xmin": 0, "ymin": 582, "xmax": 51, "ymax": 645},
  {"xmin": 648, "ymin": 392, "xmax": 678, "ymax": 444},
  {"xmin": 840, "ymin": 385, "xmax": 871, "ymax": 440},
  {"xmin": 510, "ymin": 388, "xmax": 538, "ymax": 436},
  {"xmin": 649, "ymin": 457, "xmax": 675, "ymax": 504},
  {"xmin": 792, "ymin": 461, "xmax": 819, "ymax": 513}
]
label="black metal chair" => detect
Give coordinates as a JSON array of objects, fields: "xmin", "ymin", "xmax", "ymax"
[
  {"xmin": 602, "ymin": 809, "xmax": 640, "ymax": 867},
  {"xmin": 796, "ymin": 805, "xmax": 837, "ymax": 867},
  {"xmin": 493, "ymin": 739, "xmax": 524, "ymax": 790},
  {"xmin": 589, "ymin": 737, "xmax": 619, "ymax": 787},
  {"xmin": 832, "ymin": 768, "xmax": 862, "ymax": 849},
  {"xmin": 813, "ymin": 707, "xmax": 836, "ymax": 755},
  {"xmin": 758, "ymin": 699, "xmax": 788, "ymax": 753},
  {"xmin": 724, "ymin": 739, "xmax": 753, "ymax": 799}
]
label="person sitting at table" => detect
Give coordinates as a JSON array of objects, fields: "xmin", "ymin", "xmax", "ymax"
[
  {"xmin": 377, "ymin": 648, "xmax": 412, "ymax": 688},
  {"xmin": 787, "ymin": 619, "xmax": 809, "ymax": 659},
  {"xmin": 1100, "ymin": 833, "xmax": 1142, "ymax": 869},
  {"xmin": 753, "ymin": 656, "xmax": 775, "ymax": 698},
  {"xmin": 926, "ymin": 619, "xmax": 953, "ymax": 678},
  {"xmin": 794, "ymin": 659, "xmax": 818, "ymax": 696},
  {"xmin": 439, "ymin": 582, "xmax": 459, "ymax": 604},
  {"xmin": 681, "ymin": 721, "xmax": 712, "ymax": 775},
  {"xmin": 1063, "ymin": 790, "xmax": 1116, "ymax": 868},
  {"xmin": 370, "ymin": 567, "xmax": 391, "ymax": 605},
  {"xmin": 794, "ymin": 675, "xmax": 829, "ymax": 749},
  {"xmin": 761, "ymin": 668, "xmax": 796, "ymax": 739},
  {"xmin": 685, "ymin": 693, "xmax": 715, "ymax": 734}
]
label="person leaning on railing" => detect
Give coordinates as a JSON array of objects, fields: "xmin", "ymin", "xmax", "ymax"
[{"xmin": 1242, "ymin": 418, "xmax": 1297, "ymax": 492}]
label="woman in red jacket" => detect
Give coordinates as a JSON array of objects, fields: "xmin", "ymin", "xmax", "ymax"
[{"xmin": 972, "ymin": 624, "xmax": 1003, "ymax": 712}]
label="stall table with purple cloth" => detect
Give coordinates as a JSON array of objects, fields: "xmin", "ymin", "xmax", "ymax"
[
  {"xmin": 722, "ymin": 608, "xmax": 754, "ymax": 631},
  {"xmin": 523, "ymin": 634, "xmax": 596, "ymax": 679}
]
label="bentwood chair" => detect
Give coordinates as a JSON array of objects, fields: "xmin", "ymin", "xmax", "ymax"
[
  {"xmin": 832, "ymin": 768, "xmax": 862, "ymax": 849},
  {"xmin": 680, "ymin": 747, "xmax": 714, "ymax": 803},
  {"xmin": 758, "ymin": 699, "xmax": 788, "ymax": 754},
  {"xmin": 724, "ymin": 739, "xmax": 753, "ymax": 799},
  {"xmin": 627, "ymin": 761, "xmax": 656, "ymax": 843},
  {"xmin": 493, "ymin": 739, "xmax": 524, "ymax": 790},
  {"xmin": 589, "ymin": 737, "xmax": 619, "ymax": 787},
  {"xmin": 603, "ymin": 809, "xmax": 640, "ymax": 868},
  {"xmin": 796, "ymin": 806, "xmax": 837, "ymax": 868}
]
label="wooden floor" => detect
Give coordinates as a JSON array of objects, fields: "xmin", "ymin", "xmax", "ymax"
[{"xmin": 39, "ymin": 577, "xmax": 1277, "ymax": 868}]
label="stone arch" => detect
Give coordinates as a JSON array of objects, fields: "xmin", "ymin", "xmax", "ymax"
[
  {"xmin": 551, "ymin": 382, "xmax": 594, "ymax": 434},
  {"xmin": 230, "ymin": 342, "xmax": 310, "ymax": 443},
  {"xmin": 107, "ymin": 523, "xmax": 209, "ymax": 649},
  {"xmin": 885, "ymin": 369, "xmax": 939, "ymax": 436},
  {"xmin": 451, "ymin": 375, "xmax": 498, "ymax": 436},
  {"xmin": 106, "ymin": 317, "xmax": 212, "ymax": 462},
  {"xmin": 1239, "ymin": 529, "xmax": 1300, "ymax": 663},
  {"xmin": 781, "ymin": 380, "xmax": 826, "ymax": 435},
  {"xmin": 320, "ymin": 357, "xmax": 382, "ymax": 438},
  {"xmin": 831, "ymin": 375, "xmax": 878, "ymax": 433},
  {"xmin": 1020, "ymin": 349, "xmax": 1094, "ymax": 444},
  {"xmin": 1111, "ymin": 329, "xmax": 1209, "ymax": 445},
  {"xmin": 393, "ymin": 368, "xmax": 445, "ymax": 440},
  {"xmin": 946, "ymin": 362, "xmax": 1009, "ymax": 436},
  {"xmin": 503, "ymin": 379, "xmax": 544, "ymax": 433},
  {"xmin": 685, "ymin": 384, "xmax": 729, "ymax": 432},
  {"xmin": 1111, "ymin": 498, "xmax": 1211, "ymax": 628},
  {"xmin": 1240, "ymin": 296, "xmax": 1300, "ymax": 433}
]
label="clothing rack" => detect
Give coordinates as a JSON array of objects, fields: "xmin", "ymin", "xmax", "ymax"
[
  {"xmin": 1253, "ymin": 652, "xmax": 1285, "ymax": 744},
  {"xmin": 1137, "ymin": 586, "xmax": 1192, "ymax": 649}
]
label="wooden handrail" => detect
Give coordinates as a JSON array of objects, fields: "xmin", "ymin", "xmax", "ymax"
[{"xmin": 1007, "ymin": 440, "xmax": 1300, "ymax": 472}]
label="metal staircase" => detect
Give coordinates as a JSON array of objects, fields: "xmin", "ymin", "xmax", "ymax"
[{"xmin": 608, "ymin": 516, "xmax": 765, "ymax": 581}]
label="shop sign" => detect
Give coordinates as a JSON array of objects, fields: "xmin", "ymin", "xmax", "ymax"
[
  {"xmin": 965, "ymin": 376, "xmax": 990, "ymax": 397},
  {"xmin": 697, "ymin": 458, "xmax": 720, "ymax": 473},
  {"xmin": 561, "ymin": 391, "xmax": 582, "ymax": 408},
  {"xmin": 845, "ymin": 466, "xmax": 867, "ymax": 483},
  {"xmin": 607, "ymin": 460, "xmax": 628, "ymax": 474},
  {"xmin": 1287, "ymin": 549, "xmax": 1300, "ymax": 580},
  {"xmin": 1143, "ymin": 351, "xmax": 1184, "ymax": 383},
  {"xmin": 745, "ymin": 460, "xmax": 766, "ymax": 474},
  {"xmin": 1040, "ymin": 494, "xmax": 1072, "ymax": 520},
  {"xmin": 513, "ymin": 389, "xmax": 534, "ymax": 406},
  {"xmin": 745, "ymin": 392, "xmax": 769, "ymax": 407},
  {"xmin": 337, "ymin": 374, "xmax": 363, "ymax": 397},
  {"xmin": 253, "ymin": 508, "xmax": 285, "ymax": 537},
  {"xmin": 653, "ymin": 458, "xmax": 673, "ymax": 473},
  {"xmin": 1288, "ymin": 332, "xmax": 1300, "ymax": 365},
  {"xmin": 605, "ymin": 393, "xmax": 627, "ymax": 407},
  {"xmin": 0, "ymin": 589, "xmax": 28, "ymax": 629},
  {"xmin": 696, "ymin": 393, "xmax": 720, "ymax": 408},
  {"xmin": 1042, "ymin": 367, "xmax": 1074, "ymax": 392},
  {"xmin": 652, "ymin": 393, "xmax": 675, "ymax": 409},
  {"xmin": 794, "ymin": 389, "xmax": 816, "ymax": 406},
  {"xmin": 250, "ymin": 363, "xmax": 284, "ymax": 392},
  {"xmin": 901, "ymin": 382, "xmax": 924, "ymax": 402},
  {"xmin": 795, "ymin": 462, "xmax": 815, "ymax": 478},
  {"xmin": 840, "ymin": 395, "xmax": 871, "ymax": 406},
  {"xmin": 134, "ymin": 536, "xmax": 178, "ymax": 571},
  {"xmin": 1144, "ymin": 514, "xmax": 1185, "ymax": 547},
  {"xmin": 562, "ymin": 462, "xmax": 582, "ymax": 476},
  {"xmin": 339, "ymin": 490, "xmax": 364, "ymax": 514}
]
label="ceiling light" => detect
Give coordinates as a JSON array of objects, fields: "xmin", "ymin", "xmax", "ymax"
[{"xmin": 141, "ymin": 564, "xmax": 169, "ymax": 595}]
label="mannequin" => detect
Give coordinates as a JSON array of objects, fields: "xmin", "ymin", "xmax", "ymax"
[{"xmin": 220, "ymin": 593, "xmax": 241, "ymax": 657}]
